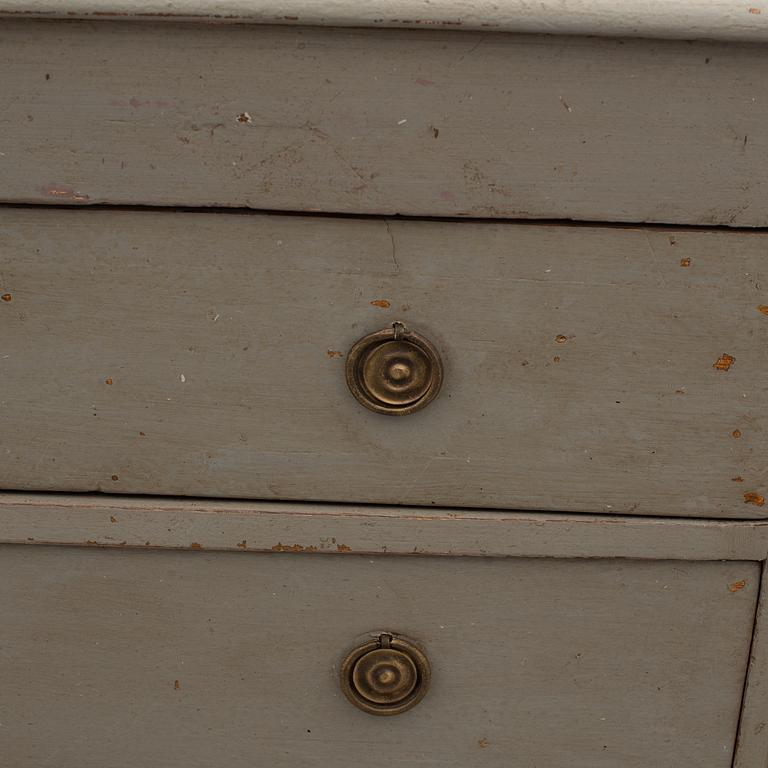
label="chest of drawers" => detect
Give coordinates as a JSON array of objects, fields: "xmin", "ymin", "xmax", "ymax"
[{"xmin": 1, "ymin": 3, "xmax": 767, "ymax": 766}]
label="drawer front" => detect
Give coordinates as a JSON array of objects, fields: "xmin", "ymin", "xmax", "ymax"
[
  {"xmin": 2, "ymin": 208, "xmax": 766, "ymax": 517},
  {"xmin": 0, "ymin": 544, "xmax": 758, "ymax": 768},
  {"xmin": 1, "ymin": 19, "xmax": 766, "ymax": 226}
]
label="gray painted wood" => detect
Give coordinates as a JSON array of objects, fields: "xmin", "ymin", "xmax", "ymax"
[
  {"xmin": 0, "ymin": 19, "xmax": 766, "ymax": 226},
  {"xmin": 0, "ymin": 545, "xmax": 758, "ymax": 767},
  {"xmin": 3, "ymin": 0, "xmax": 768, "ymax": 42},
  {"xmin": 735, "ymin": 564, "xmax": 768, "ymax": 768},
  {"xmin": 2, "ymin": 208, "xmax": 766, "ymax": 517},
  {"xmin": 2, "ymin": 493, "xmax": 768, "ymax": 560}
]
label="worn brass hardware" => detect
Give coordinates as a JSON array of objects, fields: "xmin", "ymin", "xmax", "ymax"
[
  {"xmin": 345, "ymin": 322, "xmax": 443, "ymax": 415},
  {"xmin": 339, "ymin": 633, "xmax": 430, "ymax": 716}
]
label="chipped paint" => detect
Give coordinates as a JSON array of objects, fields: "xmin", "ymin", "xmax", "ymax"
[
  {"xmin": 758, "ymin": 305, "xmax": 768, "ymax": 315},
  {"xmin": 370, "ymin": 299, "xmax": 391, "ymax": 309},
  {"xmin": 105, "ymin": 378, "xmax": 113, "ymax": 385},
  {"xmin": 236, "ymin": 111, "xmax": 252, "ymax": 123},
  {"xmin": 326, "ymin": 349, "xmax": 343, "ymax": 358},
  {"xmin": 110, "ymin": 474, "xmax": 119, "ymax": 481},
  {"xmin": 680, "ymin": 257, "xmax": 691, "ymax": 267},
  {"xmin": 190, "ymin": 542, "xmax": 203, "ymax": 549},
  {"xmin": 1, "ymin": 293, "xmax": 12, "ymax": 302},
  {"xmin": 39, "ymin": 184, "xmax": 89, "ymax": 202},
  {"xmin": 554, "ymin": 334, "xmax": 569, "ymax": 344},
  {"xmin": 729, "ymin": 579, "xmax": 747, "ymax": 592},
  {"xmin": 337, "ymin": 543, "xmax": 352, "ymax": 552},
  {"xmin": 732, "ymin": 476, "xmax": 745, "ymax": 482},
  {"xmin": 174, "ymin": 679, "xmax": 181, "ymax": 690},
  {"xmin": 713, "ymin": 353, "xmax": 735, "ymax": 371},
  {"xmin": 110, "ymin": 516, "xmax": 118, "ymax": 523},
  {"xmin": 744, "ymin": 492, "xmax": 765, "ymax": 507},
  {"xmin": 478, "ymin": 738, "xmax": 490, "ymax": 749},
  {"xmin": 271, "ymin": 543, "xmax": 319, "ymax": 553},
  {"xmin": 732, "ymin": 429, "xmax": 742, "ymax": 439},
  {"xmin": 236, "ymin": 540, "xmax": 247, "ymax": 549}
]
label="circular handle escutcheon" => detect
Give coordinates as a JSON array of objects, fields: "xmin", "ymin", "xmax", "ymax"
[
  {"xmin": 345, "ymin": 323, "xmax": 443, "ymax": 415},
  {"xmin": 339, "ymin": 634, "xmax": 431, "ymax": 716}
]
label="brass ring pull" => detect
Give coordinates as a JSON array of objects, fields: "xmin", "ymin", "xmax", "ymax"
[
  {"xmin": 345, "ymin": 323, "xmax": 443, "ymax": 415},
  {"xmin": 339, "ymin": 633, "xmax": 431, "ymax": 716}
]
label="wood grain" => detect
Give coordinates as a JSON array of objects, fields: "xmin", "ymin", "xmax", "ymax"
[
  {"xmin": 0, "ymin": 19, "xmax": 766, "ymax": 225},
  {"xmin": 0, "ymin": 544, "xmax": 758, "ymax": 767},
  {"xmin": 2, "ymin": 207, "xmax": 766, "ymax": 517}
]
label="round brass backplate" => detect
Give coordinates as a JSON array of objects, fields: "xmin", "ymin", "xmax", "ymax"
[
  {"xmin": 339, "ymin": 634, "xmax": 431, "ymax": 716},
  {"xmin": 345, "ymin": 323, "xmax": 443, "ymax": 415}
]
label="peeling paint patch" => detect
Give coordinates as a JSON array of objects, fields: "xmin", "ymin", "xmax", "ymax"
[
  {"xmin": 105, "ymin": 378, "xmax": 113, "ymax": 385},
  {"xmin": 174, "ymin": 680, "xmax": 181, "ymax": 690},
  {"xmin": 679, "ymin": 257, "xmax": 691, "ymax": 267},
  {"xmin": 713, "ymin": 353, "xmax": 735, "ymax": 371},
  {"xmin": 758, "ymin": 305, "xmax": 768, "ymax": 315},
  {"xmin": 1, "ymin": 293, "xmax": 12, "ymax": 302},
  {"xmin": 370, "ymin": 299, "xmax": 391, "ymax": 309},
  {"xmin": 729, "ymin": 579, "xmax": 747, "ymax": 592},
  {"xmin": 744, "ymin": 492, "xmax": 765, "ymax": 507},
  {"xmin": 554, "ymin": 334, "xmax": 570, "ymax": 344},
  {"xmin": 236, "ymin": 112, "xmax": 252, "ymax": 123},
  {"xmin": 40, "ymin": 184, "xmax": 89, "ymax": 202},
  {"xmin": 272, "ymin": 543, "xmax": 319, "ymax": 553},
  {"xmin": 190, "ymin": 542, "xmax": 202, "ymax": 549},
  {"xmin": 337, "ymin": 543, "xmax": 352, "ymax": 552}
]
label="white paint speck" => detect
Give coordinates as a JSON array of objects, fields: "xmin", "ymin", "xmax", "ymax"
[
  {"xmin": 276, "ymin": 240, "xmax": 283, "ymax": 246},
  {"xmin": 213, "ymin": 314, "xmax": 220, "ymax": 322},
  {"xmin": 180, "ymin": 374, "xmax": 186, "ymax": 383},
  {"xmin": 397, "ymin": 118, "xmax": 408, "ymax": 125},
  {"xmin": 544, "ymin": 268, "xmax": 552, "ymax": 273}
]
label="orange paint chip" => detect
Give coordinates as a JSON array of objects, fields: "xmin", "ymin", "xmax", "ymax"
[
  {"xmin": 190, "ymin": 542, "xmax": 202, "ymax": 549},
  {"xmin": 105, "ymin": 378, "xmax": 113, "ymax": 385},
  {"xmin": 370, "ymin": 299, "xmax": 391, "ymax": 309},
  {"xmin": 337, "ymin": 543, "xmax": 352, "ymax": 552},
  {"xmin": 174, "ymin": 680, "xmax": 181, "ymax": 690},
  {"xmin": 728, "ymin": 580, "xmax": 747, "ymax": 593},
  {"xmin": 237, "ymin": 540, "xmax": 247, "ymax": 549},
  {"xmin": 732, "ymin": 429, "xmax": 742, "ymax": 439},
  {"xmin": 554, "ymin": 334, "xmax": 568, "ymax": 344},
  {"xmin": 732, "ymin": 476, "xmax": 745, "ymax": 483},
  {"xmin": 713, "ymin": 353, "xmax": 735, "ymax": 371},
  {"xmin": 749, "ymin": 7, "xmax": 762, "ymax": 13},
  {"xmin": 744, "ymin": 492, "xmax": 765, "ymax": 507},
  {"xmin": 478, "ymin": 738, "xmax": 489, "ymax": 749},
  {"xmin": 679, "ymin": 257, "xmax": 691, "ymax": 267},
  {"xmin": 758, "ymin": 305, "xmax": 768, "ymax": 315},
  {"xmin": 1, "ymin": 293, "xmax": 12, "ymax": 302},
  {"xmin": 326, "ymin": 350, "xmax": 343, "ymax": 358}
]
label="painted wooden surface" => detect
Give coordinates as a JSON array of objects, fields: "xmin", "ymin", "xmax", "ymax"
[
  {"xmin": 3, "ymin": 493, "xmax": 768, "ymax": 561},
  {"xmin": 2, "ymin": 0, "xmax": 768, "ymax": 42},
  {"xmin": 0, "ymin": 20, "xmax": 766, "ymax": 226},
  {"xmin": 734, "ymin": 564, "xmax": 768, "ymax": 768},
  {"xmin": 0, "ymin": 545, "xmax": 759, "ymax": 767},
  {"xmin": 2, "ymin": 208, "xmax": 766, "ymax": 517}
]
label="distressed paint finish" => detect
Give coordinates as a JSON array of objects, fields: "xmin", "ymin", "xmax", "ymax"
[
  {"xmin": 735, "ymin": 564, "xmax": 768, "ymax": 768},
  {"xmin": 0, "ymin": 545, "xmax": 759, "ymax": 768},
  {"xmin": 0, "ymin": 20, "xmax": 766, "ymax": 226},
  {"xmin": 1, "ymin": 0, "xmax": 768, "ymax": 41},
  {"xmin": 2, "ymin": 493, "xmax": 768, "ymax": 560},
  {"xmin": 1, "ymin": 208, "xmax": 766, "ymax": 518}
]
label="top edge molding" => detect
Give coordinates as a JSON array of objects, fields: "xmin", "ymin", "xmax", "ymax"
[{"xmin": 1, "ymin": 0, "xmax": 767, "ymax": 42}]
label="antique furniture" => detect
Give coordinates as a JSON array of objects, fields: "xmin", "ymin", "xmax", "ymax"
[{"xmin": 1, "ymin": 2, "xmax": 767, "ymax": 766}]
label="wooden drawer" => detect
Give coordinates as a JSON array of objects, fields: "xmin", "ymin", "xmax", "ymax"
[
  {"xmin": 1, "ymin": 18, "xmax": 766, "ymax": 226},
  {"xmin": 1, "ymin": 495, "xmax": 765, "ymax": 768},
  {"xmin": 2, "ymin": 207, "xmax": 766, "ymax": 518}
]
